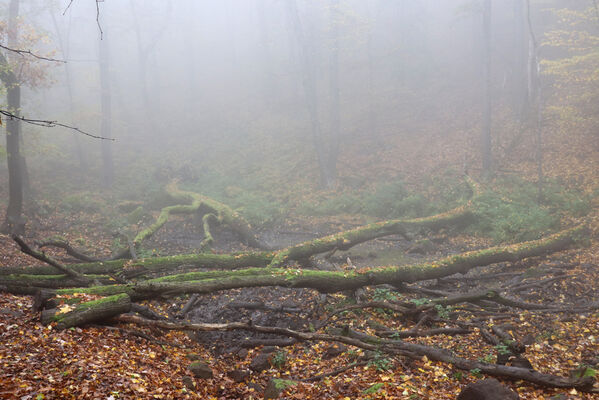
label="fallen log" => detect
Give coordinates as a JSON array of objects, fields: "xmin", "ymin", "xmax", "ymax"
[
  {"xmin": 50, "ymin": 224, "xmax": 586, "ymax": 301},
  {"xmin": 134, "ymin": 182, "xmax": 264, "ymax": 250},
  {"xmin": 42, "ymin": 293, "xmax": 131, "ymax": 330},
  {"xmin": 0, "ymin": 195, "xmax": 477, "ymax": 279}
]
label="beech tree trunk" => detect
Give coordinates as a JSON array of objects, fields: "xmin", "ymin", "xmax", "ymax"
[{"xmin": 1, "ymin": 0, "xmax": 24, "ymax": 234}]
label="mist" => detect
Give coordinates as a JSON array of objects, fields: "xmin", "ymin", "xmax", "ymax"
[{"xmin": 1, "ymin": 1, "xmax": 598, "ymax": 398}]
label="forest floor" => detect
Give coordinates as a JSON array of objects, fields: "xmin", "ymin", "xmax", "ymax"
[
  {"xmin": 1, "ymin": 200, "xmax": 599, "ymax": 399},
  {"xmin": 1, "ymin": 114, "xmax": 598, "ymax": 399}
]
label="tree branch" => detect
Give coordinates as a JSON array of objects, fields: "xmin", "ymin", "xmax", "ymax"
[
  {"xmin": 0, "ymin": 110, "xmax": 113, "ymax": 140},
  {"xmin": 0, "ymin": 44, "xmax": 65, "ymax": 63}
]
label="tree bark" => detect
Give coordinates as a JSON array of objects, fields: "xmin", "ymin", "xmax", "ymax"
[{"xmin": 2, "ymin": 0, "xmax": 24, "ymax": 235}]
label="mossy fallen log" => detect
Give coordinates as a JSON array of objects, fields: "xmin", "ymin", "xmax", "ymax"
[
  {"xmin": 134, "ymin": 182, "xmax": 264, "ymax": 250},
  {"xmin": 268, "ymin": 202, "xmax": 475, "ymax": 267},
  {"xmin": 41, "ymin": 293, "xmax": 131, "ymax": 330},
  {"xmin": 0, "ymin": 251, "xmax": 274, "ymax": 277},
  {"xmin": 0, "ymin": 273, "xmax": 113, "ymax": 289},
  {"xmin": 51, "ymin": 224, "xmax": 586, "ymax": 300},
  {"xmin": 1, "ymin": 200, "xmax": 475, "ymax": 279}
]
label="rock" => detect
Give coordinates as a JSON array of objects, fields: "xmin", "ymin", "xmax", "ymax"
[
  {"xmin": 248, "ymin": 382, "xmax": 263, "ymax": 393},
  {"xmin": 457, "ymin": 378, "xmax": 519, "ymax": 400},
  {"xmin": 264, "ymin": 378, "xmax": 296, "ymax": 399},
  {"xmin": 508, "ymin": 355, "xmax": 534, "ymax": 370},
  {"xmin": 264, "ymin": 379, "xmax": 282, "ymax": 399},
  {"xmin": 250, "ymin": 353, "xmax": 272, "ymax": 372},
  {"xmin": 496, "ymin": 352, "xmax": 510, "ymax": 365},
  {"xmin": 323, "ymin": 343, "xmax": 347, "ymax": 359},
  {"xmin": 188, "ymin": 361, "xmax": 213, "ymax": 379},
  {"xmin": 521, "ymin": 334, "xmax": 536, "ymax": 346},
  {"xmin": 261, "ymin": 346, "xmax": 277, "ymax": 354},
  {"xmin": 227, "ymin": 369, "xmax": 250, "ymax": 382},
  {"xmin": 181, "ymin": 376, "xmax": 195, "ymax": 391},
  {"xmin": 407, "ymin": 239, "xmax": 434, "ymax": 255},
  {"xmin": 237, "ymin": 348, "xmax": 249, "ymax": 358},
  {"xmin": 186, "ymin": 353, "xmax": 201, "ymax": 361}
]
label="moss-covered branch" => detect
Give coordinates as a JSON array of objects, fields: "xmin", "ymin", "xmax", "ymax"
[
  {"xmin": 41, "ymin": 293, "xmax": 131, "ymax": 330},
  {"xmin": 134, "ymin": 182, "xmax": 264, "ymax": 250},
  {"xmin": 52, "ymin": 224, "xmax": 586, "ymax": 300}
]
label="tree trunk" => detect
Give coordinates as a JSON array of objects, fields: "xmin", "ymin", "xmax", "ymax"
[
  {"xmin": 525, "ymin": 0, "xmax": 543, "ymax": 202},
  {"xmin": 327, "ymin": 0, "xmax": 341, "ymax": 186},
  {"xmin": 285, "ymin": 0, "xmax": 335, "ymax": 189},
  {"xmin": 513, "ymin": 0, "xmax": 529, "ymax": 121},
  {"xmin": 2, "ymin": 0, "xmax": 24, "ymax": 235},
  {"xmin": 98, "ymin": 16, "xmax": 113, "ymax": 188},
  {"xmin": 481, "ymin": 0, "xmax": 493, "ymax": 176},
  {"xmin": 50, "ymin": 9, "xmax": 87, "ymax": 172}
]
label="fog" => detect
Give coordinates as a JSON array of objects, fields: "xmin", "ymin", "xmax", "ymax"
[
  {"xmin": 1, "ymin": 0, "xmax": 596, "ymax": 223},
  {"xmin": 3, "ymin": 0, "xmax": 558, "ymax": 189},
  {"xmin": 2, "ymin": 2, "xmax": 599, "ymax": 397}
]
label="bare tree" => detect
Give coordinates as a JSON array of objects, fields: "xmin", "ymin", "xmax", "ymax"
[
  {"xmin": 50, "ymin": 8, "xmax": 87, "ymax": 172},
  {"xmin": 98, "ymin": 4, "xmax": 113, "ymax": 188},
  {"xmin": 481, "ymin": 0, "xmax": 493, "ymax": 176},
  {"xmin": 285, "ymin": 0, "xmax": 337, "ymax": 189}
]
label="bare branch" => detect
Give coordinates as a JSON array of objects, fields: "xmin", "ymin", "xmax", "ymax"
[
  {"xmin": 96, "ymin": 0, "xmax": 104, "ymax": 40},
  {"xmin": 11, "ymin": 235, "xmax": 90, "ymax": 284},
  {"xmin": 0, "ymin": 44, "xmax": 65, "ymax": 63},
  {"xmin": 0, "ymin": 110, "xmax": 114, "ymax": 140},
  {"xmin": 62, "ymin": 0, "xmax": 75, "ymax": 15}
]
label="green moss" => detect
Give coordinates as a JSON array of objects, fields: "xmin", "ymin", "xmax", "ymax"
[
  {"xmin": 272, "ymin": 379, "xmax": 297, "ymax": 390},
  {"xmin": 126, "ymin": 206, "xmax": 145, "ymax": 225},
  {"xmin": 57, "ymin": 285, "xmax": 133, "ymax": 297},
  {"xmin": 73, "ymin": 293, "xmax": 129, "ymax": 311},
  {"xmin": 469, "ymin": 176, "xmax": 589, "ymax": 243}
]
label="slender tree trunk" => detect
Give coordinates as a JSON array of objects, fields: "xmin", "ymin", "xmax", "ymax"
[
  {"xmin": 50, "ymin": 10, "xmax": 87, "ymax": 172},
  {"xmin": 129, "ymin": 0, "xmax": 153, "ymax": 138},
  {"xmin": 99, "ymin": 27, "xmax": 113, "ymax": 188},
  {"xmin": 513, "ymin": 0, "xmax": 529, "ymax": 121},
  {"xmin": 3, "ymin": 0, "xmax": 24, "ymax": 234},
  {"xmin": 525, "ymin": 0, "xmax": 543, "ymax": 202},
  {"xmin": 285, "ymin": 0, "xmax": 335, "ymax": 188},
  {"xmin": 481, "ymin": 0, "xmax": 493, "ymax": 176},
  {"xmin": 327, "ymin": 0, "xmax": 340, "ymax": 185},
  {"xmin": 257, "ymin": 0, "xmax": 275, "ymax": 106}
]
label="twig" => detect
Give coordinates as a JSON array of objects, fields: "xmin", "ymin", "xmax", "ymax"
[
  {"xmin": 62, "ymin": 0, "xmax": 75, "ymax": 15},
  {"xmin": 115, "ymin": 315, "xmax": 596, "ymax": 391},
  {"xmin": 0, "ymin": 110, "xmax": 112, "ymax": 140},
  {"xmin": 301, "ymin": 361, "xmax": 368, "ymax": 382},
  {"xmin": 0, "ymin": 44, "xmax": 65, "ymax": 63},
  {"xmin": 96, "ymin": 0, "xmax": 103, "ymax": 40}
]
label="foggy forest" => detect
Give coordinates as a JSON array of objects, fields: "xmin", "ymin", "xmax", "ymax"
[{"xmin": 0, "ymin": 0, "xmax": 598, "ymax": 398}]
